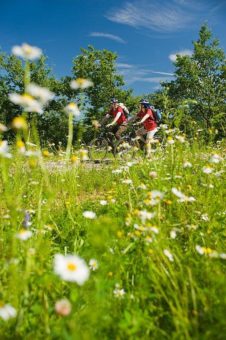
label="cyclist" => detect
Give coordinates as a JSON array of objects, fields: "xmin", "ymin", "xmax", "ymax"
[
  {"xmin": 101, "ymin": 98, "xmax": 128, "ymax": 140},
  {"xmin": 129, "ymin": 99, "xmax": 158, "ymax": 155}
]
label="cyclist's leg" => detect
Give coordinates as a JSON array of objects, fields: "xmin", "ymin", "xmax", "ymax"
[
  {"xmin": 146, "ymin": 128, "xmax": 159, "ymax": 156},
  {"xmin": 135, "ymin": 127, "xmax": 146, "ymax": 143},
  {"xmin": 115, "ymin": 124, "xmax": 127, "ymax": 140}
]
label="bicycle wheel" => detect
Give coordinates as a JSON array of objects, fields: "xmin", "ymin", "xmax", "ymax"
[{"xmin": 88, "ymin": 138, "xmax": 110, "ymax": 162}]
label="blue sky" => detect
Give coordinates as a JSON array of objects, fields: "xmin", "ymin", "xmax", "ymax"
[{"xmin": 0, "ymin": 0, "xmax": 226, "ymax": 94}]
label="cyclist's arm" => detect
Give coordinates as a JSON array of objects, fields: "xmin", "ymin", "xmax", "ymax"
[
  {"xmin": 139, "ymin": 113, "xmax": 150, "ymax": 124},
  {"xmin": 107, "ymin": 112, "xmax": 121, "ymax": 126}
]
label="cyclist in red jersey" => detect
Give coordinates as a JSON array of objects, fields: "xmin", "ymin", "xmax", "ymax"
[
  {"xmin": 102, "ymin": 98, "xmax": 128, "ymax": 140},
  {"xmin": 129, "ymin": 99, "xmax": 158, "ymax": 155}
]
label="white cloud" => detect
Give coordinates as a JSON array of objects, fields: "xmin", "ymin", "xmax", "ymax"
[
  {"xmin": 106, "ymin": 0, "xmax": 216, "ymax": 33},
  {"xmin": 169, "ymin": 49, "xmax": 193, "ymax": 62},
  {"xmin": 90, "ymin": 32, "xmax": 126, "ymax": 44},
  {"xmin": 117, "ymin": 63, "xmax": 174, "ymax": 85}
]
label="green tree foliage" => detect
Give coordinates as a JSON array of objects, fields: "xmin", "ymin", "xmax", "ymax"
[
  {"xmin": 163, "ymin": 25, "xmax": 226, "ymax": 136},
  {"xmin": 71, "ymin": 45, "xmax": 138, "ymax": 122}
]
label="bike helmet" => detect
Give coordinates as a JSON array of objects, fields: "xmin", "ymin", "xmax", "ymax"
[
  {"xmin": 140, "ymin": 99, "xmax": 150, "ymax": 109},
  {"xmin": 111, "ymin": 98, "xmax": 119, "ymax": 103}
]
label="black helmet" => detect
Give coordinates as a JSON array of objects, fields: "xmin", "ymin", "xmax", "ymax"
[{"xmin": 111, "ymin": 98, "xmax": 119, "ymax": 103}]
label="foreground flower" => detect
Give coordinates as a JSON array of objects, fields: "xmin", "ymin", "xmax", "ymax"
[
  {"xmin": 79, "ymin": 149, "xmax": 89, "ymax": 161},
  {"xmin": 89, "ymin": 259, "xmax": 98, "ymax": 271},
  {"xmin": 70, "ymin": 78, "xmax": 93, "ymax": 89},
  {"xmin": 163, "ymin": 249, "xmax": 174, "ymax": 262},
  {"xmin": 209, "ymin": 154, "xmax": 222, "ymax": 164},
  {"xmin": 100, "ymin": 200, "xmax": 107, "ymax": 206},
  {"xmin": 55, "ymin": 298, "xmax": 72, "ymax": 316},
  {"xmin": 83, "ymin": 211, "xmax": 96, "ymax": 219},
  {"xmin": 64, "ymin": 103, "xmax": 80, "ymax": 116},
  {"xmin": 16, "ymin": 229, "xmax": 33, "ymax": 241},
  {"xmin": 113, "ymin": 285, "xmax": 125, "ymax": 298},
  {"xmin": 9, "ymin": 93, "xmax": 43, "ymax": 114},
  {"xmin": 0, "ymin": 123, "xmax": 7, "ymax": 132},
  {"xmin": 171, "ymin": 188, "xmax": 196, "ymax": 203},
  {"xmin": 26, "ymin": 83, "xmax": 55, "ymax": 105},
  {"xmin": 138, "ymin": 210, "xmax": 156, "ymax": 223},
  {"xmin": 202, "ymin": 166, "xmax": 213, "ymax": 174},
  {"xmin": 12, "ymin": 43, "xmax": 42, "ymax": 60},
  {"xmin": 54, "ymin": 254, "xmax": 90, "ymax": 284},
  {"xmin": 0, "ymin": 141, "xmax": 12, "ymax": 158},
  {"xmin": 0, "ymin": 304, "xmax": 17, "ymax": 321},
  {"xmin": 12, "ymin": 116, "xmax": 28, "ymax": 130},
  {"xmin": 183, "ymin": 161, "xmax": 192, "ymax": 168}
]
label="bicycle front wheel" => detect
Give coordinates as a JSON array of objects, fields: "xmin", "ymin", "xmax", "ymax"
[{"xmin": 88, "ymin": 138, "xmax": 111, "ymax": 162}]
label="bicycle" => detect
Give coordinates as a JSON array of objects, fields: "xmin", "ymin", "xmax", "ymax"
[
  {"xmin": 114, "ymin": 125, "xmax": 166, "ymax": 161},
  {"xmin": 88, "ymin": 126, "xmax": 117, "ymax": 162}
]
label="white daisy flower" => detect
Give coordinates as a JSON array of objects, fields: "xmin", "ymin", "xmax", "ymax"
[
  {"xmin": 0, "ymin": 123, "xmax": 7, "ymax": 132},
  {"xmin": 171, "ymin": 188, "xmax": 196, "ymax": 203},
  {"xmin": 175, "ymin": 135, "xmax": 185, "ymax": 143},
  {"xmin": 89, "ymin": 259, "xmax": 98, "ymax": 271},
  {"xmin": 9, "ymin": 93, "xmax": 43, "ymax": 114},
  {"xmin": 202, "ymin": 166, "xmax": 213, "ymax": 174},
  {"xmin": 112, "ymin": 169, "xmax": 123, "ymax": 174},
  {"xmin": 83, "ymin": 211, "xmax": 96, "ymax": 219},
  {"xmin": 54, "ymin": 254, "xmax": 90, "ymax": 285},
  {"xmin": 79, "ymin": 149, "xmax": 89, "ymax": 161},
  {"xmin": 149, "ymin": 171, "xmax": 158, "ymax": 178},
  {"xmin": 0, "ymin": 140, "xmax": 12, "ymax": 158},
  {"xmin": 70, "ymin": 78, "xmax": 93, "ymax": 90},
  {"xmin": 201, "ymin": 213, "xmax": 209, "ymax": 222},
  {"xmin": 183, "ymin": 161, "xmax": 192, "ymax": 168},
  {"xmin": 64, "ymin": 103, "xmax": 80, "ymax": 116},
  {"xmin": 113, "ymin": 285, "xmax": 125, "ymax": 298},
  {"xmin": 170, "ymin": 229, "xmax": 177, "ymax": 239},
  {"xmin": 163, "ymin": 249, "xmax": 174, "ymax": 262},
  {"xmin": 0, "ymin": 304, "xmax": 17, "ymax": 321},
  {"xmin": 26, "ymin": 83, "xmax": 55, "ymax": 105},
  {"xmin": 15, "ymin": 229, "xmax": 33, "ymax": 241},
  {"xmin": 121, "ymin": 179, "xmax": 133, "ymax": 185},
  {"xmin": 100, "ymin": 200, "xmax": 107, "ymax": 206},
  {"xmin": 12, "ymin": 43, "xmax": 42, "ymax": 60},
  {"xmin": 138, "ymin": 210, "xmax": 156, "ymax": 223},
  {"xmin": 209, "ymin": 154, "xmax": 222, "ymax": 164}
]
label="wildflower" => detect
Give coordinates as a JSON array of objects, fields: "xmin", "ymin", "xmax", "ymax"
[
  {"xmin": 71, "ymin": 155, "xmax": 80, "ymax": 165},
  {"xmin": 70, "ymin": 78, "xmax": 93, "ymax": 89},
  {"xmin": 16, "ymin": 229, "xmax": 33, "ymax": 241},
  {"xmin": 219, "ymin": 253, "xmax": 226, "ymax": 260},
  {"xmin": 16, "ymin": 140, "xmax": 26, "ymax": 153},
  {"xmin": 42, "ymin": 150, "xmax": 51, "ymax": 157},
  {"xmin": 12, "ymin": 116, "xmax": 28, "ymax": 130},
  {"xmin": 0, "ymin": 123, "xmax": 7, "ymax": 132},
  {"xmin": 170, "ymin": 229, "xmax": 177, "ymax": 239},
  {"xmin": 22, "ymin": 211, "xmax": 32, "ymax": 228},
  {"xmin": 83, "ymin": 211, "xmax": 96, "ymax": 219},
  {"xmin": 89, "ymin": 259, "xmax": 98, "ymax": 271},
  {"xmin": 163, "ymin": 249, "xmax": 174, "ymax": 262},
  {"xmin": 0, "ymin": 304, "xmax": 17, "ymax": 321},
  {"xmin": 100, "ymin": 200, "xmax": 107, "ymax": 206},
  {"xmin": 195, "ymin": 245, "xmax": 214, "ymax": 256},
  {"xmin": 175, "ymin": 135, "xmax": 185, "ymax": 143},
  {"xmin": 54, "ymin": 254, "xmax": 90, "ymax": 284},
  {"xmin": 209, "ymin": 154, "xmax": 222, "ymax": 164},
  {"xmin": 55, "ymin": 299, "xmax": 72, "ymax": 316},
  {"xmin": 112, "ymin": 169, "xmax": 123, "ymax": 174},
  {"xmin": 149, "ymin": 171, "xmax": 158, "ymax": 178},
  {"xmin": 146, "ymin": 190, "xmax": 164, "ymax": 205},
  {"xmin": 26, "ymin": 83, "xmax": 54, "ymax": 105},
  {"xmin": 171, "ymin": 188, "xmax": 196, "ymax": 203},
  {"xmin": 201, "ymin": 213, "xmax": 209, "ymax": 222},
  {"xmin": 121, "ymin": 179, "xmax": 133, "ymax": 185},
  {"xmin": 202, "ymin": 166, "xmax": 213, "ymax": 174},
  {"xmin": 64, "ymin": 103, "xmax": 80, "ymax": 116},
  {"xmin": 167, "ymin": 137, "xmax": 175, "ymax": 145},
  {"xmin": 0, "ymin": 140, "xmax": 12, "ymax": 158},
  {"xmin": 183, "ymin": 161, "xmax": 192, "ymax": 168},
  {"xmin": 149, "ymin": 226, "xmax": 159, "ymax": 234},
  {"xmin": 9, "ymin": 93, "xmax": 43, "ymax": 114},
  {"xmin": 160, "ymin": 124, "xmax": 168, "ymax": 130},
  {"xmin": 113, "ymin": 285, "xmax": 125, "ymax": 298},
  {"xmin": 79, "ymin": 149, "xmax": 89, "ymax": 161},
  {"xmin": 12, "ymin": 43, "xmax": 42, "ymax": 60},
  {"xmin": 138, "ymin": 210, "xmax": 156, "ymax": 223}
]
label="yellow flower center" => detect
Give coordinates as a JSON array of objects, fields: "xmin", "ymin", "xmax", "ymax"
[
  {"xmin": 22, "ymin": 94, "xmax": 33, "ymax": 100},
  {"xmin": 16, "ymin": 140, "xmax": 25, "ymax": 148},
  {"xmin": 67, "ymin": 262, "xmax": 77, "ymax": 271},
  {"xmin": 76, "ymin": 78, "xmax": 85, "ymax": 85}
]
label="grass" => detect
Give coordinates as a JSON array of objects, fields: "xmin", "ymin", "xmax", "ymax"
[{"xmin": 0, "ymin": 136, "xmax": 226, "ymax": 339}]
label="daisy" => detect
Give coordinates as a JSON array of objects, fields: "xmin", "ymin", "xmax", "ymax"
[
  {"xmin": 70, "ymin": 78, "xmax": 93, "ymax": 89},
  {"xmin": 100, "ymin": 200, "xmax": 107, "ymax": 206},
  {"xmin": 54, "ymin": 254, "xmax": 90, "ymax": 285},
  {"xmin": 26, "ymin": 83, "xmax": 55, "ymax": 105},
  {"xmin": 64, "ymin": 103, "xmax": 80, "ymax": 116},
  {"xmin": 12, "ymin": 43, "xmax": 42, "ymax": 60},
  {"xmin": 89, "ymin": 259, "xmax": 98, "ymax": 271},
  {"xmin": 0, "ymin": 123, "xmax": 7, "ymax": 132},
  {"xmin": 202, "ymin": 166, "xmax": 213, "ymax": 174},
  {"xmin": 0, "ymin": 304, "xmax": 17, "ymax": 321},
  {"xmin": 16, "ymin": 229, "xmax": 33, "ymax": 241},
  {"xmin": 83, "ymin": 211, "xmax": 96, "ymax": 219},
  {"xmin": 9, "ymin": 93, "xmax": 43, "ymax": 114},
  {"xmin": 163, "ymin": 249, "xmax": 174, "ymax": 262},
  {"xmin": 138, "ymin": 210, "xmax": 156, "ymax": 223},
  {"xmin": 12, "ymin": 116, "xmax": 28, "ymax": 130}
]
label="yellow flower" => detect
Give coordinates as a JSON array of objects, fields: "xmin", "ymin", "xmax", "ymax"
[
  {"xmin": 16, "ymin": 140, "xmax": 25, "ymax": 148},
  {"xmin": 116, "ymin": 230, "xmax": 124, "ymax": 238},
  {"xmin": 71, "ymin": 155, "xmax": 80, "ymax": 164},
  {"xmin": 12, "ymin": 116, "xmax": 28, "ymax": 130},
  {"xmin": 42, "ymin": 150, "xmax": 50, "ymax": 157}
]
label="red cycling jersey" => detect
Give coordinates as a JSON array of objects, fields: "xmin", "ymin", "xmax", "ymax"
[
  {"xmin": 137, "ymin": 108, "xmax": 157, "ymax": 131},
  {"xmin": 109, "ymin": 106, "xmax": 127, "ymax": 125}
]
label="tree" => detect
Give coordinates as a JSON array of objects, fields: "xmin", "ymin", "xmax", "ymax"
[
  {"xmin": 71, "ymin": 45, "xmax": 136, "ymax": 122},
  {"xmin": 164, "ymin": 24, "xmax": 226, "ymax": 135}
]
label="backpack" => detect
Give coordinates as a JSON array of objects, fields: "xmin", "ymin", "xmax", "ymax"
[
  {"xmin": 119, "ymin": 103, "xmax": 129, "ymax": 117},
  {"xmin": 151, "ymin": 107, "xmax": 162, "ymax": 124}
]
